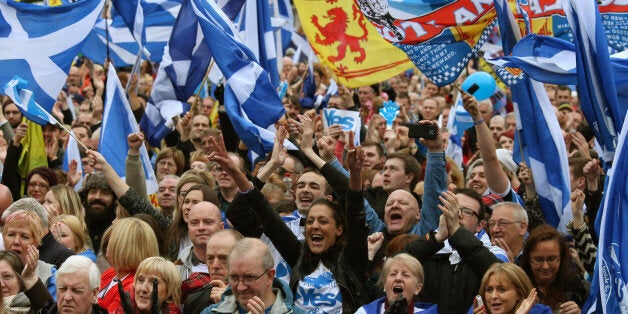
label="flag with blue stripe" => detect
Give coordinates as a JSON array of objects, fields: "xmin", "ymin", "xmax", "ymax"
[
  {"xmin": 190, "ymin": 0, "xmax": 285, "ymax": 157},
  {"xmin": 101, "ymin": 64, "xmax": 158, "ymax": 194},
  {"xmin": 563, "ymin": 0, "xmax": 624, "ymax": 165},
  {"xmin": 445, "ymin": 93, "xmax": 468, "ymax": 169},
  {"xmin": 62, "ymin": 130, "xmax": 84, "ymax": 192},
  {"xmin": 82, "ymin": 0, "xmax": 181, "ymax": 66},
  {"xmin": 112, "ymin": 0, "xmax": 144, "ymax": 46},
  {"xmin": 3, "ymin": 76, "xmax": 57, "ymax": 126},
  {"xmin": 0, "ymin": 0, "xmax": 104, "ymax": 112},
  {"xmin": 493, "ymin": 0, "xmax": 572, "ymax": 233},
  {"xmin": 239, "ymin": 0, "xmax": 279, "ymax": 87},
  {"xmin": 583, "ymin": 105, "xmax": 628, "ymax": 314},
  {"xmin": 140, "ymin": 0, "xmax": 212, "ymax": 147}
]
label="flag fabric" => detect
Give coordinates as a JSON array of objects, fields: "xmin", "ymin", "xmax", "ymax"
[
  {"xmin": 62, "ymin": 130, "xmax": 84, "ymax": 192},
  {"xmin": 112, "ymin": 0, "xmax": 145, "ymax": 47},
  {"xmin": 583, "ymin": 106, "xmax": 628, "ymax": 314},
  {"xmin": 217, "ymin": 0, "xmax": 245, "ymax": 21},
  {"xmin": 139, "ymin": 0, "xmax": 213, "ymax": 147},
  {"xmin": 294, "ymin": 0, "xmax": 413, "ymax": 87},
  {"xmin": 101, "ymin": 64, "xmax": 158, "ymax": 194},
  {"xmin": 0, "ymin": 0, "xmax": 104, "ymax": 112},
  {"xmin": 3, "ymin": 76, "xmax": 58, "ymax": 126},
  {"xmin": 358, "ymin": 0, "xmax": 497, "ymax": 86},
  {"xmin": 189, "ymin": 0, "xmax": 288, "ymax": 157},
  {"xmin": 239, "ymin": 0, "xmax": 279, "ymax": 87},
  {"xmin": 562, "ymin": 0, "xmax": 623, "ymax": 165},
  {"xmin": 445, "ymin": 93, "xmax": 470, "ymax": 169},
  {"xmin": 18, "ymin": 119, "xmax": 48, "ymax": 179},
  {"xmin": 493, "ymin": 0, "xmax": 572, "ymax": 233},
  {"xmin": 82, "ymin": 0, "xmax": 181, "ymax": 66}
]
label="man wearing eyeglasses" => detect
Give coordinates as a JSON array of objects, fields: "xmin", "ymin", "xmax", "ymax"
[
  {"xmin": 488, "ymin": 202, "xmax": 529, "ymax": 263},
  {"xmin": 201, "ymin": 238, "xmax": 302, "ymax": 314}
]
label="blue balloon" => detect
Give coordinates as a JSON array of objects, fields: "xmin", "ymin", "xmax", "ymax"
[{"xmin": 461, "ymin": 72, "xmax": 496, "ymax": 101}]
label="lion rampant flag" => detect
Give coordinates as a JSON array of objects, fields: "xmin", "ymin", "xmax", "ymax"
[{"xmin": 295, "ymin": 0, "xmax": 413, "ymax": 87}]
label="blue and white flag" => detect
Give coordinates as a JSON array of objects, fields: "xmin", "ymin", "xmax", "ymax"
[
  {"xmin": 101, "ymin": 64, "xmax": 158, "ymax": 194},
  {"xmin": 140, "ymin": 0, "xmax": 213, "ymax": 147},
  {"xmin": 112, "ymin": 0, "xmax": 144, "ymax": 47},
  {"xmin": 563, "ymin": 0, "xmax": 623, "ymax": 165},
  {"xmin": 239, "ymin": 0, "xmax": 279, "ymax": 87},
  {"xmin": 0, "ymin": 0, "xmax": 104, "ymax": 112},
  {"xmin": 82, "ymin": 0, "xmax": 181, "ymax": 66},
  {"xmin": 583, "ymin": 108, "xmax": 628, "ymax": 314},
  {"xmin": 62, "ymin": 130, "xmax": 84, "ymax": 192},
  {"xmin": 493, "ymin": 0, "xmax": 572, "ymax": 233},
  {"xmin": 190, "ymin": 0, "xmax": 286, "ymax": 157},
  {"xmin": 445, "ymin": 93, "xmax": 470, "ymax": 169},
  {"xmin": 3, "ymin": 76, "xmax": 58, "ymax": 126}
]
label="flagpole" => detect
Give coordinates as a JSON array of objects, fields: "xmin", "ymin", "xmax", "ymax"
[
  {"xmin": 104, "ymin": 0, "xmax": 111, "ymax": 62},
  {"xmin": 191, "ymin": 59, "xmax": 216, "ymax": 113}
]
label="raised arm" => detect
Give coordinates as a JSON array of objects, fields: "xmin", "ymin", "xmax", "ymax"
[
  {"xmin": 463, "ymin": 92, "xmax": 510, "ymax": 194},
  {"xmin": 255, "ymin": 126, "xmax": 288, "ymax": 182},
  {"xmin": 125, "ymin": 132, "xmax": 147, "ymax": 197}
]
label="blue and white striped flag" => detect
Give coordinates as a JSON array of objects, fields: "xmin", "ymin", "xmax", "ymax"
[
  {"xmin": 583, "ymin": 107, "xmax": 628, "ymax": 314},
  {"xmin": 3, "ymin": 76, "xmax": 58, "ymax": 126},
  {"xmin": 112, "ymin": 0, "xmax": 144, "ymax": 47},
  {"xmin": 101, "ymin": 64, "xmax": 158, "ymax": 194},
  {"xmin": 239, "ymin": 0, "xmax": 279, "ymax": 87},
  {"xmin": 140, "ymin": 0, "xmax": 213, "ymax": 147},
  {"xmin": 493, "ymin": 0, "xmax": 572, "ymax": 233},
  {"xmin": 82, "ymin": 0, "xmax": 181, "ymax": 66},
  {"xmin": 191, "ymin": 0, "xmax": 286, "ymax": 157},
  {"xmin": 444, "ymin": 94, "xmax": 469, "ymax": 169},
  {"xmin": 0, "ymin": 0, "xmax": 104, "ymax": 112},
  {"xmin": 563, "ymin": 0, "xmax": 624, "ymax": 165}
]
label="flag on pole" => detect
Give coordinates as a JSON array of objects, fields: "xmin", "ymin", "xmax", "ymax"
[
  {"xmin": 445, "ymin": 93, "xmax": 469, "ymax": 169},
  {"xmin": 240, "ymin": 0, "xmax": 279, "ymax": 87},
  {"xmin": 112, "ymin": 0, "xmax": 145, "ymax": 47},
  {"xmin": 101, "ymin": 64, "xmax": 158, "ymax": 194},
  {"xmin": 294, "ymin": 0, "xmax": 413, "ymax": 87},
  {"xmin": 562, "ymin": 0, "xmax": 624, "ymax": 165},
  {"xmin": 493, "ymin": 0, "xmax": 572, "ymax": 233},
  {"xmin": 0, "ymin": 0, "xmax": 104, "ymax": 111},
  {"xmin": 583, "ymin": 103, "xmax": 628, "ymax": 314},
  {"xmin": 3, "ymin": 77, "xmax": 58, "ymax": 126},
  {"xmin": 190, "ymin": 0, "xmax": 289, "ymax": 157},
  {"xmin": 139, "ymin": 0, "xmax": 213, "ymax": 147}
]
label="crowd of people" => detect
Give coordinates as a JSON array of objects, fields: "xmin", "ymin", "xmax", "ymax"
[{"xmin": 0, "ymin": 55, "xmax": 603, "ymax": 314}]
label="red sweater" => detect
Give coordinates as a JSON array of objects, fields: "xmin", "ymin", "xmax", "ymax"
[{"xmin": 98, "ymin": 267, "xmax": 135, "ymax": 312}]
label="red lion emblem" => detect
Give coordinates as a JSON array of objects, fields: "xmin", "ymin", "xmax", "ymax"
[{"xmin": 310, "ymin": 4, "xmax": 369, "ymax": 64}]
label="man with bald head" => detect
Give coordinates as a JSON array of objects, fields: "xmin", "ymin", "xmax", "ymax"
[{"xmin": 178, "ymin": 201, "xmax": 224, "ymax": 279}]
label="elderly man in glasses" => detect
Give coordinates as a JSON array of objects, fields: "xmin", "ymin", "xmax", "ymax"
[
  {"xmin": 201, "ymin": 238, "xmax": 302, "ymax": 314},
  {"xmin": 488, "ymin": 201, "xmax": 529, "ymax": 263}
]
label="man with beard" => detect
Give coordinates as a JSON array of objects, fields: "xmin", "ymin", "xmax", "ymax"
[{"xmin": 79, "ymin": 171, "xmax": 118, "ymax": 251}]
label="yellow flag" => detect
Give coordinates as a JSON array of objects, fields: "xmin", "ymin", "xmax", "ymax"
[
  {"xmin": 18, "ymin": 119, "xmax": 48, "ymax": 179},
  {"xmin": 295, "ymin": 0, "xmax": 413, "ymax": 87}
]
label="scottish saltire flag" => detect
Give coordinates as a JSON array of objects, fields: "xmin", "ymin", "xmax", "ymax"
[
  {"xmin": 562, "ymin": 0, "xmax": 623, "ymax": 165},
  {"xmin": 493, "ymin": 0, "xmax": 572, "ymax": 233},
  {"xmin": 3, "ymin": 77, "xmax": 58, "ymax": 126},
  {"xmin": 101, "ymin": 65, "xmax": 158, "ymax": 194},
  {"xmin": 190, "ymin": 0, "xmax": 290, "ymax": 157},
  {"xmin": 82, "ymin": 0, "xmax": 181, "ymax": 66},
  {"xmin": 583, "ymin": 110, "xmax": 628, "ymax": 314},
  {"xmin": 140, "ymin": 0, "xmax": 213, "ymax": 147},
  {"xmin": 445, "ymin": 93, "xmax": 467, "ymax": 169},
  {"xmin": 294, "ymin": 0, "xmax": 413, "ymax": 87},
  {"xmin": 112, "ymin": 0, "xmax": 145, "ymax": 47},
  {"xmin": 0, "ymin": 0, "xmax": 104, "ymax": 112},
  {"xmin": 357, "ymin": 0, "xmax": 497, "ymax": 86},
  {"xmin": 62, "ymin": 130, "xmax": 84, "ymax": 192},
  {"xmin": 239, "ymin": 0, "xmax": 279, "ymax": 87}
]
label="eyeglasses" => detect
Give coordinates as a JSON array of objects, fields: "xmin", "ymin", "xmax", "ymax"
[
  {"xmin": 530, "ymin": 256, "xmax": 560, "ymax": 265},
  {"xmin": 228, "ymin": 268, "xmax": 271, "ymax": 286},
  {"xmin": 487, "ymin": 220, "xmax": 520, "ymax": 229},
  {"xmin": 157, "ymin": 160, "xmax": 176, "ymax": 168},
  {"xmin": 28, "ymin": 182, "xmax": 50, "ymax": 190},
  {"xmin": 0, "ymin": 273, "xmax": 17, "ymax": 282},
  {"xmin": 459, "ymin": 207, "xmax": 480, "ymax": 219}
]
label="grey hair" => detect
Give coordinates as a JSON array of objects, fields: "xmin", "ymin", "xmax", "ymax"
[
  {"xmin": 3, "ymin": 198, "xmax": 49, "ymax": 229},
  {"xmin": 228, "ymin": 238, "xmax": 274, "ymax": 271},
  {"xmin": 492, "ymin": 201, "xmax": 529, "ymax": 224},
  {"xmin": 57, "ymin": 255, "xmax": 101, "ymax": 290}
]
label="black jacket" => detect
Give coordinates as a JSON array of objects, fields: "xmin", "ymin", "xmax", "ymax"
[
  {"xmin": 402, "ymin": 227, "xmax": 501, "ymax": 314},
  {"xmin": 39, "ymin": 232, "xmax": 75, "ymax": 269},
  {"xmin": 228, "ymin": 188, "xmax": 370, "ymax": 313}
]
